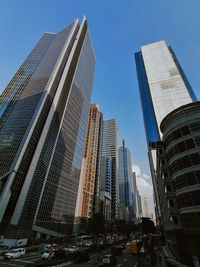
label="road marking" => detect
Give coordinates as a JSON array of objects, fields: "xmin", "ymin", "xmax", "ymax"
[
  {"xmin": 14, "ymin": 259, "xmax": 34, "ymax": 263},
  {"xmin": 124, "ymin": 258, "xmax": 127, "ymax": 261},
  {"xmin": 117, "ymin": 264, "xmax": 122, "ymax": 267},
  {"xmin": 21, "ymin": 255, "xmax": 41, "ymax": 260},
  {"xmin": 88, "ymin": 258, "xmax": 96, "ymax": 263},
  {"xmin": 0, "ymin": 261, "xmax": 21, "ymax": 267},
  {"xmin": 91, "ymin": 253, "xmax": 98, "ymax": 258},
  {"xmin": 134, "ymin": 263, "xmax": 138, "ymax": 267},
  {"xmin": 53, "ymin": 262, "xmax": 72, "ymax": 267}
]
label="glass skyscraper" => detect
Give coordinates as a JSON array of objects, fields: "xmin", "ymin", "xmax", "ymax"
[
  {"xmin": 0, "ymin": 17, "xmax": 95, "ymax": 246},
  {"xmin": 135, "ymin": 40, "xmax": 199, "ymax": 265},
  {"xmin": 135, "ymin": 40, "xmax": 197, "ymax": 222},
  {"xmin": 101, "ymin": 119, "xmax": 119, "ymax": 219},
  {"xmin": 135, "ymin": 40, "xmax": 197, "ymax": 144},
  {"xmin": 118, "ymin": 139, "xmax": 135, "ymax": 221}
]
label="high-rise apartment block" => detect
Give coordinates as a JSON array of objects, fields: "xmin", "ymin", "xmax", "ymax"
[
  {"xmin": 0, "ymin": 17, "xmax": 95, "ymax": 246},
  {"xmin": 79, "ymin": 104, "xmax": 101, "ymax": 219}
]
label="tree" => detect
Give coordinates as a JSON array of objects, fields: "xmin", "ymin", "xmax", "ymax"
[
  {"xmin": 140, "ymin": 217, "xmax": 156, "ymax": 234},
  {"xmin": 88, "ymin": 213, "xmax": 105, "ymax": 241}
]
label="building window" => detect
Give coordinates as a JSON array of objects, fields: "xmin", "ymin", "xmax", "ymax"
[
  {"xmin": 168, "ymin": 199, "xmax": 174, "ymax": 208},
  {"xmin": 170, "ymin": 215, "xmax": 178, "ymax": 224}
]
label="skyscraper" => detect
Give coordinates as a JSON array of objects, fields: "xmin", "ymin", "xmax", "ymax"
[
  {"xmin": 132, "ymin": 172, "xmax": 138, "ymax": 219},
  {"xmin": 0, "ymin": 17, "xmax": 95, "ymax": 246},
  {"xmin": 144, "ymin": 197, "xmax": 149, "ymax": 218},
  {"xmin": 80, "ymin": 104, "xmax": 101, "ymax": 219},
  {"xmin": 135, "ymin": 40, "xmax": 197, "ymax": 221},
  {"xmin": 135, "ymin": 40, "xmax": 197, "ymax": 144},
  {"xmin": 101, "ymin": 119, "xmax": 119, "ymax": 219},
  {"xmin": 135, "ymin": 40, "xmax": 199, "ymax": 265},
  {"xmin": 118, "ymin": 139, "xmax": 135, "ymax": 221},
  {"xmin": 137, "ymin": 190, "xmax": 143, "ymax": 218}
]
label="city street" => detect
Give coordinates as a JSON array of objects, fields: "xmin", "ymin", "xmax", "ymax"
[
  {"xmin": 0, "ymin": 250, "xmax": 42, "ymax": 266},
  {"xmin": 68, "ymin": 247, "xmax": 138, "ymax": 267},
  {"xmin": 0, "ymin": 247, "xmax": 138, "ymax": 267}
]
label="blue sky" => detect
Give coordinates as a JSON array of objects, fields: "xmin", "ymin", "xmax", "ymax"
[{"xmin": 0, "ymin": 0, "xmax": 200, "ymax": 214}]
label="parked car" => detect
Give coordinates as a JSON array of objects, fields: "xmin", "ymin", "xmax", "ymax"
[
  {"xmin": 102, "ymin": 254, "xmax": 117, "ymax": 266},
  {"xmin": 4, "ymin": 248, "xmax": 25, "ymax": 259}
]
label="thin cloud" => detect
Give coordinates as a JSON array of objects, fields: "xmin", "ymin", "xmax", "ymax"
[{"xmin": 132, "ymin": 164, "xmax": 155, "ymax": 219}]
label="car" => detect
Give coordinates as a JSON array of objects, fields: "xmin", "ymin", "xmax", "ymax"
[
  {"xmin": 85, "ymin": 241, "xmax": 93, "ymax": 247},
  {"xmin": 64, "ymin": 245, "xmax": 79, "ymax": 253},
  {"xmin": 53, "ymin": 248, "xmax": 67, "ymax": 260},
  {"xmin": 41, "ymin": 252, "xmax": 51, "ymax": 260},
  {"xmin": 102, "ymin": 254, "xmax": 117, "ymax": 266},
  {"xmin": 43, "ymin": 244, "xmax": 57, "ymax": 252},
  {"xmin": 4, "ymin": 248, "xmax": 25, "ymax": 259}
]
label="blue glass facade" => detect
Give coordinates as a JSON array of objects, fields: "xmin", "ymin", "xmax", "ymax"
[
  {"xmin": 118, "ymin": 140, "xmax": 135, "ymax": 221},
  {"xmin": 135, "ymin": 44, "xmax": 197, "ymax": 145},
  {"xmin": 135, "ymin": 52, "xmax": 160, "ymax": 144}
]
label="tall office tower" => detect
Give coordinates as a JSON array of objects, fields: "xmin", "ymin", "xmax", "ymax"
[
  {"xmin": 144, "ymin": 197, "xmax": 149, "ymax": 218},
  {"xmin": 137, "ymin": 190, "xmax": 143, "ymax": 218},
  {"xmin": 118, "ymin": 139, "xmax": 135, "ymax": 221},
  {"xmin": 135, "ymin": 40, "xmax": 197, "ymax": 221},
  {"xmin": 79, "ymin": 104, "xmax": 101, "ymax": 219},
  {"xmin": 0, "ymin": 17, "xmax": 95, "ymax": 246},
  {"xmin": 102, "ymin": 119, "xmax": 119, "ymax": 218},
  {"xmin": 132, "ymin": 172, "xmax": 138, "ymax": 219},
  {"xmin": 99, "ymin": 156, "xmax": 112, "ymax": 221},
  {"xmin": 135, "ymin": 41, "xmax": 199, "ymax": 265},
  {"xmin": 93, "ymin": 112, "xmax": 103, "ymax": 215},
  {"xmin": 135, "ymin": 40, "xmax": 197, "ymax": 143}
]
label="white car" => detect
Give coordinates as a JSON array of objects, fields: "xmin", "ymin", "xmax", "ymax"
[
  {"xmin": 41, "ymin": 251, "xmax": 54, "ymax": 260},
  {"xmin": 84, "ymin": 241, "xmax": 93, "ymax": 247},
  {"xmin": 4, "ymin": 248, "xmax": 25, "ymax": 259},
  {"xmin": 64, "ymin": 246, "xmax": 79, "ymax": 253}
]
